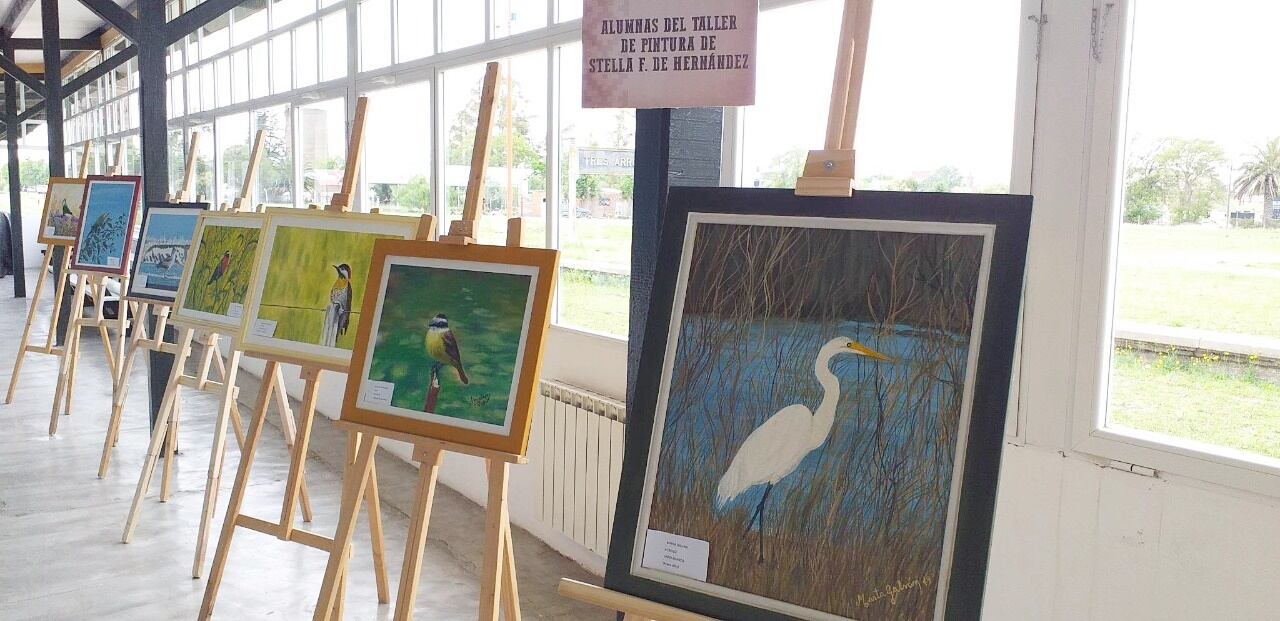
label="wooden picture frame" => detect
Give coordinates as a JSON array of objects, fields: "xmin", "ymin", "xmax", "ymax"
[
  {"xmin": 341, "ymin": 239, "xmax": 558, "ymax": 456},
  {"xmin": 36, "ymin": 177, "xmax": 88, "ymax": 246},
  {"xmin": 69, "ymin": 175, "xmax": 143, "ymax": 276},
  {"xmin": 606, "ymin": 187, "xmax": 1031, "ymax": 621},
  {"xmin": 171, "ymin": 211, "xmax": 265, "ymax": 334},
  {"xmin": 125, "ymin": 201, "xmax": 210, "ymax": 303},
  {"xmin": 237, "ymin": 208, "xmax": 422, "ymax": 370}
]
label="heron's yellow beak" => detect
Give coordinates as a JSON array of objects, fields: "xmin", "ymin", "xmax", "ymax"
[{"xmin": 846, "ymin": 341, "xmax": 892, "ymax": 362}]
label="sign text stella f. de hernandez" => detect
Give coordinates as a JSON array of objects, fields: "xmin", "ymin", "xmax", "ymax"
[{"xmin": 583, "ymin": 0, "xmax": 758, "ymax": 109}]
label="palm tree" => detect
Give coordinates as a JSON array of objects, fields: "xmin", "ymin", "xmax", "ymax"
[{"xmin": 1233, "ymin": 138, "xmax": 1280, "ymax": 226}]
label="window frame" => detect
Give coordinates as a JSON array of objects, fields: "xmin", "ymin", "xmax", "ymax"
[{"xmin": 1023, "ymin": 0, "xmax": 1280, "ymax": 496}]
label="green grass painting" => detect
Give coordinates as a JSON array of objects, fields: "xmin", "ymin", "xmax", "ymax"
[
  {"xmin": 183, "ymin": 224, "xmax": 260, "ymax": 317},
  {"xmin": 257, "ymin": 225, "xmax": 400, "ymax": 350},
  {"xmin": 366, "ymin": 263, "xmax": 533, "ymax": 427}
]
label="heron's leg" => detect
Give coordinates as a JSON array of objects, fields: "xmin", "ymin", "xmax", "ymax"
[
  {"xmin": 740, "ymin": 491, "xmax": 765, "ymax": 540},
  {"xmin": 757, "ymin": 484, "xmax": 773, "ymax": 564}
]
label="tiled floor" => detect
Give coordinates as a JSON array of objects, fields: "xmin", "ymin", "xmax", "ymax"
[{"xmin": 0, "ymin": 269, "xmax": 607, "ymax": 620}]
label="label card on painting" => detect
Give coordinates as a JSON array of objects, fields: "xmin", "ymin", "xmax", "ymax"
[
  {"xmin": 227, "ymin": 303, "xmax": 244, "ymax": 319},
  {"xmin": 582, "ymin": 0, "xmax": 758, "ymax": 109},
  {"xmin": 107, "ymin": 257, "xmax": 120, "ymax": 268},
  {"xmin": 135, "ymin": 274, "xmax": 148, "ymax": 288},
  {"xmin": 251, "ymin": 318, "xmax": 277, "ymax": 338},
  {"xmin": 641, "ymin": 529, "xmax": 710, "ymax": 582},
  {"xmin": 45, "ymin": 226, "xmax": 54, "ymax": 237},
  {"xmin": 361, "ymin": 380, "xmax": 395, "ymax": 407}
]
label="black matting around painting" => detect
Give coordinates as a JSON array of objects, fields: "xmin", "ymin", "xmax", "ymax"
[{"xmin": 606, "ymin": 187, "xmax": 1031, "ymax": 621}]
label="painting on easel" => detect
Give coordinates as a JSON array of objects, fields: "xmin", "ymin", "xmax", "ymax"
[
  {"xmin": 37, "ymin": 177, "xmax": 88, "ymax": 245},
  {"xmin": 608, "ymin": 187, "xmax": 1031, "ymax": 621},
  {"xmin": 126, "ymin": 202, "xmax": 210, "ymax": 302},
  {"xmin": 343, "ymin": 240, "xmax": 557, "ymax": 454},
  {"xmin": 69, "ymin": 176, "xmax": 143, "ymax": 275},
  {"xmin": 238, "ymin": 209, "xmax": 420, "ymax": 369},
  {"xmin": 172, "ymin": 212, "xmax": 263, "ymax": 332}
]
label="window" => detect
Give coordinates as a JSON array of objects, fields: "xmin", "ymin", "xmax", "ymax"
[
  {"xmin": 364, "ymin": 82, "xmax": 432, "ymax": 214},
  {"xmin": 493, "ymin": 0, "xmax": 547, "ymax": 38},
  {"xmin": 360, "ymin": 0, "xmax": 393, "ymax": 71},
  {"xmin": 272, "ymin": 0, "xmax": 313, "ymax": 27},
  {"xmin": 231, "ymin": 50, "xmax": 250, "ymax": 103},
  {"xmin": 739, "ymin": 0, "xmax": 1017, "ymax": 193},
  {"xmin": 295, "ymin": 21, "xmax": 318, "ymax": 88},
  {"xmin": 299, "ymin": 98, "xmax": 347, "ymax": 206},
  {"xmin": 233, "ymin": 1, "xmax": 270, "ymax": 45},
  {"xmin": 320, "ymin": 11, "xmax": 347, "ymax": 81},
  {"xmin": 217, "ymin": 113, "xmax": 252, "ymax": 206},
  {"xmin": 397, "ymin": 0, "xmax": 433, "ymax": 62},
  {"xmin": 202, "ymin": 15, "xmax": 231, "ymax": 59},
  {"xmin": 441, "ymin": 0, "xmax": 485, "ymax": 51},
  {"xmin": 192, "ymin": 124, "xmax": 216, "ymax": 202},
  {"xmin": 271, "ymin": 33, "xmax": 294, "ymax": 94},
  {"xmin": 557, "ymin": 43, "xmax": 633, "ymax": 336},
  {"xmin": 557, "ymin": 0, "xmax": 581, "ymax": 22},
  {"xmin": 1100, "ymin": 1, "xmax": 1280, "ymax": 462},
  {"xmin": 250, "ymin": 42, "xmax": 270, "ymax": 99},
  {"xmin": 254, "ymin": 105, "xmax": 295, "ymax": 206}
]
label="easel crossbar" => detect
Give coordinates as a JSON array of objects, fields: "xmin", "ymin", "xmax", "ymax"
[{"xmin": 236, "ymin": 515, "xmax": 334, "ymax": 552}]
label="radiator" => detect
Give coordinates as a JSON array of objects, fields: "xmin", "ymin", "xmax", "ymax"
[{"xmin": 538, "ymin": 379, "xmax": 627, "ymax": 556}]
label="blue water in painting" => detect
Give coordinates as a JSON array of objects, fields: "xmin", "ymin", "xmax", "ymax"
[
  {"xmin": 657, "ymin": 316, "xmax": 972, "ymax": 529},
  {"xmin": 136, "ymin": 212, "xmax": 199, "ymax": 292}
]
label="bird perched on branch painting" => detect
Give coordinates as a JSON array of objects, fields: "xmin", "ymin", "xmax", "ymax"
[
  {"xmin": 426, "ymin": 314, "xmax": 469, "ymax": 386},
  {"xmin": 322, "ymin": 263, "xmax": 353, "ymax": 347},
  {"xmin": 715, "ymin": 336, "xmax": 893, "ymax": 563},
  {"xmin": 207, "ymin": 251, "xmax": 231, "ymax": 286}
]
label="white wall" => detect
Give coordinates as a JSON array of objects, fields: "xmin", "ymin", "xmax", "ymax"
[
  {"xmin": 228, "ymin": 324, "xmax": 627, "ymax": 575},
  {"xmin": 985, "ymin": 443, "xmax": 1280, "ymax": 620}
]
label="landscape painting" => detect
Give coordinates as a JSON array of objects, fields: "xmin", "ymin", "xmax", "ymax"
[
  {"xmin": 608, "ymin": 188, "xmax": 1031, "ymax": 621},
  {"xmin": 127, "ymin": 203, "xmax": 208, "ymax": 302},
  {"xmin": 173, "ymin": 213, "xmax": 263, "ymax": 332},
  {"xmin": 343, "ymin": 241, "xmax": 558, "ymax": 454},
  {"xmin": 240, "ymin": 210, "xmax": 419, "ymax": 368},
  {"xmin": 71, "ymin": 176, "xmax": 141, "ymax": 275},
  {"xmin": 37, "ymin": 178, "xmax": 87, "ymax": 245}
]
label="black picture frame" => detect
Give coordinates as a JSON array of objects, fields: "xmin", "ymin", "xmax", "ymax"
[
  {"xmin": 125, "ymin": 201, "xmax": 211, "ymax": 303},
  {"xmin": 606, "ymin": 187, "xmax": 1032, "ymax": 621}
]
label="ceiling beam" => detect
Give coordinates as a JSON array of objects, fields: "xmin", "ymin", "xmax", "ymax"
[
  {"xmin": 64, "ymin": 45, "xmax": 135, "ymax": 94},
  {"xmin": 10, "ymin": 36, "xmax": 101, "ymax": 51},
  {"xmin": 0, "ymin": 0, "xmax": 37, "ymax": 39},
  {"xmin": 74, "ymin": 0, "xmax": 138, "ymax": 41}
]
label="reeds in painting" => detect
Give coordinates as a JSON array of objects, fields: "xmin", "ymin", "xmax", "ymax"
[{"xmin": 646, "ymin": 221, "xmax": 985, "ymax": 620}]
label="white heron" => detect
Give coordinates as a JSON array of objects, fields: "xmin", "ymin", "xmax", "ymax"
[{"xmin": 714, "ymin": 336, "xmax": 892, "ymax": 563}]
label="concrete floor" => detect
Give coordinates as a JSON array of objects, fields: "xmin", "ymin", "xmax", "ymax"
[{"xmin": 0, "ymin": 269, "xmax": 609, "ymax": 620}]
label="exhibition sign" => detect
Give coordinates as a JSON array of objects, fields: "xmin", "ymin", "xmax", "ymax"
[
  {"xmin": 582, "ymin": 0, "xmax": 758, "ymax": 109},
  {"xmin": 125, "ymin": 202, "xmax": 210, "ymax": 303},
  {"xmin": 607, "ymin": 187, "xmax": 1032, "ymax": 621},
  {"xmin": 69, "ymin": 176, "xmax": 143, "ymax": 276}
]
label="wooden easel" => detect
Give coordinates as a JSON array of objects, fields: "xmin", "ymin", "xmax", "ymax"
[
  {"xmin": 118, "ymin": 129, "xmax": 315, "ymax": 582},
  {"xmin": 559, "ymin": 1, "xmax": 874, "ymax": 619},
  {"xmin": 311, "ymin": 61, "xmax": 526, "ymax": 621},
  {"xmin": 198, "ymin": 97, "xmax": 395, "ymax": 619},
  {"xmin": 5, "ymin": 142, "xmax": 94, "ymax": 405}
]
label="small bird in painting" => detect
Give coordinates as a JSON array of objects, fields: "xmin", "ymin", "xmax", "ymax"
[
  {"xmin": 425, "ymin": 314, "xmax": 469, "ymax": 385},
  {"xmin": 207, "ymin": 251, "xmax": 231, "ymax": 286},
  {"xmin": 715, "ymin": 336, "xmax": 893, "ymax": 563},
  {"xmin": 321, "ymin": 264, "xmax": 353, "ymax": 347},
  {"xmin": 60, "ymin": 199, "xmax": 73, "ymax": 216}
]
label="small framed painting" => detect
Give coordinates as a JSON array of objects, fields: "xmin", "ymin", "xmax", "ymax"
[
  {"xmin": 238, "ymin": 208, "xmax": 422, "ymax": 370},
  {"xmin": 125, "ymin": 202, "xmax": 210, "ymax": 303},
  {"xmin": 607, "ymin": 187, "xmax": 1031, "ymax": 621},
  {"xmin": 172, "ymin": 211, "xmax": 265, "ymax": 333},
  {"xmin": 37, "ymin": 177, "xmax": 88, "ymax": 245},
  {"xmin": 342, "ymin": 240, "xmax": 558, "ymax": 455},
  {"xmin": 69, "ymin": 175, "xmax": 143, "ymax": 275}
]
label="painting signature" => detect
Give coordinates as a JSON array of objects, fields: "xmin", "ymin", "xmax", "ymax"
[
  {"xmin": 853, "ymin": 573, "xmax": 935, "ymax": 608},
  {"xmin": 468, "ymin": 393, "xmax": 491, "ymax": 408}
]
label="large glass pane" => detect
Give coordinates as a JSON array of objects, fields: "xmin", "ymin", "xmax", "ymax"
[
  {"xmin": 1106, "ymin": 0, "xmax": 1280, "ymax": 458},
  {"xmin": 493, "ymin": 0, "xmax": 547, "ymax": 38},
  {"xmin": 271, "ymin": 33, "xmax": 293, "ymax": 94},
  {"xmin": 556, "ymin": 43, "xmax": 633, "ymax": 336},
  {"xmin": 231, "ymin": 49, "xmax": 250, "ymax": 103},
  {"xmin": 185, "ymin": 68, "xmax": 201, "ymax": 113},
  {"xmin": 295, "ymin": 21, "xmax": 318, "ymax": 88},
  {"xmin": 200, "ymin": 63, "xmax": 215, "ymax": 111},
  {"xmin": 442, "ymin": 53, "xmax": 547, "ymax": 246},
  {"xmin": 320, "ymin": 11, "xmax": 347, "ymax": 81},
  {"xmin": 217, "ymin": 113, "xmax": 253, "ymax": 206},
  {"xmin": 557, "ymin": 0, "xmax": 581, "ymax": 22},
  {"xmin": 441, "ymin": 0, "xmax": 485, "ymax": 51},
  {"xmin": 254, "ymin": 105, "xmax": 295, "ymax": 206},
  {"xmin": 201, "ymin": 14, "xmax": 231, "ymax": 59},
  {"xmin": 233, "ymin": 1, "xmax": 269, "ymax": 45},
  {"xmin": 397, "ymin": 0, "xmax": 433, "ymax": 62},
  {"xmin": 215, "ymin": 57, "xmax": 231, "ymax": 108},
  {"xmin": 740, "ymin": 0, "xmax": 1017, "ymax": 193},
  {"xmin": 250, "ymin": 42, "xmax": 270, "ymax": 99},
  {"xmin": 272, "ymin": 0, "xmax": 313, "ymax": 27},
  {"xmin": 193, "ymin": 124, "xmax": 215, "ymax": 202},
  {"xmin": 299, "ymin": 98, "xmax": 347, "ymax": 205},
  {"xmin": 365, "ymin": 82, "xmax": 432, "ymax": 214},
  {"xmin": 360, "ymin": 0, "xmax": 392, "ymax": 71}
]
